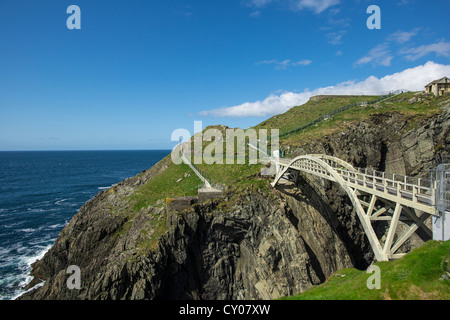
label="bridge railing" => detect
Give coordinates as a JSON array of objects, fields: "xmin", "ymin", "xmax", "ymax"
[
  {"xmin": 279, "ymin": 154, "xmax": 435, "ymax": 207},
  {"xmin": 189, "ymin": 161, "xmax": 212, "ymax": 184},
  {"xmin": 359, "ymin": 168, "xmax": 431, "ymax": 194},
  {"xmin": 182, "ymin": 152, "xmax": 223, "ymax": 191},
  {"xmin": 431, "ymin": 163, "xmax": 450, "ymax": 213},
  {"xmin": 336, "ymin": 167, "xmax": 433, "ymax": 205}
]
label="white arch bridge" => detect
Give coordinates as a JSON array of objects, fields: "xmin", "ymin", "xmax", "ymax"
[{"xmin": 271, "ymin": 154, "xmax": 449, "ymax": 261}]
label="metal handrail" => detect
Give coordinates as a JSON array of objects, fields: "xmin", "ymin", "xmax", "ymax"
[{"xmin": 278, "ymin": 155, "xmax": 435, "ymax": 209}]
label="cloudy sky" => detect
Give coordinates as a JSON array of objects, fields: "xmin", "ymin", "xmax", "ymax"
[{"xmin": 1, "ymin": 0, "xmax": 450, "ymax": 150}]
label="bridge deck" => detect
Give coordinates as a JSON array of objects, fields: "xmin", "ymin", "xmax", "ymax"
[{"xmin": 277, "ymin": 157, "xmax": 436, "ymax": 215}]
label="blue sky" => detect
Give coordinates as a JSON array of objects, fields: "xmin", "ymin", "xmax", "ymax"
[{"xmin": 1, "ymin": 0, "xmax": 450, "ymax": 150}]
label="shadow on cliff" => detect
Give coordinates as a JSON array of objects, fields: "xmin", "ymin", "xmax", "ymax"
[{"xmin": 275, "ymin": 177, "xmax": 372, "ymax": 270}]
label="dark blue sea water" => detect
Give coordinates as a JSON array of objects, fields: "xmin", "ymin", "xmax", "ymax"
[{"xmin": 0, "ymin": 150, "xmax": 170, "ymax": 300}]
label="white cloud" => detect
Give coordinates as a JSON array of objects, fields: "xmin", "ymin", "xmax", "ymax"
[
  {"xmin": 199, "ymin": 91, "xmax": 310, "ymax": 117},
  {"xmin": 326, "ymin": 30, "xmax": 346, "ymax": 45},
  {"xmin": 245, "ymin": 0, "xmax": 340, "ymax": 14},
  {"xmin": 354, "ymin": 44, "xmax": 393, "ymax": 67},
  {"xmin": 257, "ymin": 59, "xmax": 312, "ymax": 70},
  {"xmin": 398, "ymin": 0, "xmax": 413, "ymax": 6},
  {"xmin": 245, "ymin": 0, "xmax": 273, "ymax": 8},
  {"xmin": 292, "ymin": 59, "xmax": 313, "ymax": 66},
  {"xmin": 249, "ymin": 10, "xmax": 261, "ymax": 17},
  {"xmin": 199, "ymin": 61, "xmax": 450, "ymax": 118},
  {"xmin": 401, "ymin": 40, "xmax": 450, "ymax": 61},
  {"xmin": 290, "ymin": 0, "xmax": 340, "ymax": 14},
  {"xmin": 388, "ymin": 29, "xmax": 419, "ymax": 44},
  {"xmin": 355, "ymin": 29, "xmax": 421, "ymax": 67}
]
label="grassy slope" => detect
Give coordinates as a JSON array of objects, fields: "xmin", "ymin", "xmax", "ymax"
[
  {"xmin": 130, "ymin": 161, "xmax": 202, "ymax": 211},
  {"xmin": 255, "ymin": 96, "xmax": 379, "ymax": 133},
  {"xmin": 278, "ymin": 92, "xmax": 447, "ymax": 148},
  {"xmin": 281, "ymin": 240, "xmax": 450, "ymax": 300}
]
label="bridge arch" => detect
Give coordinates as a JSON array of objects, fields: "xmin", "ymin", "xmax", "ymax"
[
  {"xmin": 310, "ymin": 154, "xmax": 356, "ymax": 172},
  {"xmin": 272, "ymin": 155, "xmax": 391, "ymax": 261}
]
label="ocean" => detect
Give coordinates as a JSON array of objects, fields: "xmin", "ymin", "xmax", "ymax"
[{"xmin": 0, "ymin": 150, "xmax": 170, "ymax": 300}]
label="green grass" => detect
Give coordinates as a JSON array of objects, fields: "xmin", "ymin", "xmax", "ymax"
[
  {"xmin": 255, "ymin": 96, "xmax": 380, "ymax": 134},
  {"xmin": 136, "ymin": 213, "xmax": 169, "ymax": 253},
  {"xmin": 280, "ymin": 92, "xmax": 450, "ymax": 147},
  {"xmin": 114, "ymin": 158, "xmax": 204, "ymax": 253},
  {"xmin": 196, "ymin": 161, "xmax": 267, "ymax": 189},
  {"xmin": 129, "ymin": 159, "xmax": 203, "ymax": 211},
  {"xmin": 282, "ymin": 240, "xmax": 450, "ymax": 300}
]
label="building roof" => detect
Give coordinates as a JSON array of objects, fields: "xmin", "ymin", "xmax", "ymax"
[{"xmin": 425, "ymin": 77, "xmax": 450, "ymax": 87}]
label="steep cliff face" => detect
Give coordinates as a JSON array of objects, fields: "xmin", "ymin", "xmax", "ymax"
[
  {"xmin": 148, "ymin": 187, "xmax": 356, "ymax": 300},
  {"xmin": 19, "ymin": 184, "xmax": 356, "ymax": 300},
  {"xmin": 19, "ymin": 103, "xmax": 450, "ymax": 300}
]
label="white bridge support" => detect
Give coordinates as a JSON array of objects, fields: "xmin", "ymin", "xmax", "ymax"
[{"xmin": 271, "ymin": 154, "xmax": 439, "ymax": 261}]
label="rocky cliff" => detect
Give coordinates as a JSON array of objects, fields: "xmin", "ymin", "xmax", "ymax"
[
  {"xmin": 18, "ymin": 176, "xmax": 356, "ymax": 300},
  {"xmin": 19, "ymin": 100, "xmax": 450, "ymax": 300}
]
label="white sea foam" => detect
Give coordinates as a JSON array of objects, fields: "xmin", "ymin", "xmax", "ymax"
[
  {"xmin": 47, "ymin": 223, "xmax": 66, "ymax": 229},
  {"xmin": 98, "ymin": 184, "xmax": 114, "ymax": 190},
  {"xmin": 12, "ymin": 280, "xmax": 45, "ymax": 300},
  {"xmin": 55, "ymin": 198, "xmax": 77, "ymax": 207},
  {"xmin": 18, "ymin": 228, "xmax": 36, "ymax": 233},
  {"xmin": 55, "ymin": 198, "xmax": 69, "ymax": 205},
  {"xmin": 0, "ymin": 247, "xmax": 13, "ymax": 259},
  {"xmin": 0, "ymin": 242, "xmax": 24, "ymax": 257},
  {"xmin": 26, "ymin": 208, "xmax": 46, "ymax": 213},
  {"xmin": 18, "ymin": 224, "xmax": 59, "ymax": 234},
  {"xmin": 28, "ymin": 235, "xmax": 56, "ymax": 246},
  {"xmin": 10, "ymin": 244, "xmax": 53, "ymax": 300},
  {"xmin": 3, "ymin": 221, "xmax": 26, "ymax": 229},
  {"xmin": 0, "ymin": 243, "xmax": 53, "ymax": 300},
  {"xmin": 23, "ymin": 244, "xmax": 52, "ymax": 266}
]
